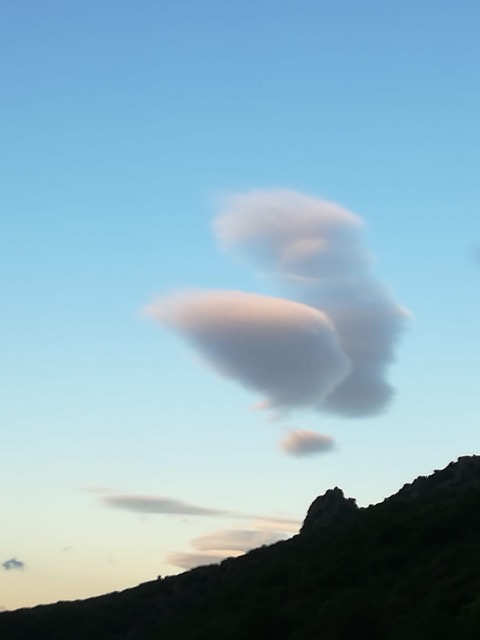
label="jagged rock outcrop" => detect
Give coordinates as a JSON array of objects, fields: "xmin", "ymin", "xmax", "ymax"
[{"xmin": 300, "ymin": 486, "xmax": 359, "ymax": 535}]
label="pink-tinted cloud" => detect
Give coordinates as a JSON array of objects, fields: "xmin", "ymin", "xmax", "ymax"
[
  {"xmin": 146, "ymin": 290, "xmax": 350, "ymax": 411},
  {"xmin": 280, "ymin": 429, "xmax": 335, "ymax": 457},
  {"xmin": 215, "ymin": 190, "xmax": 364, "ymax": 279}
]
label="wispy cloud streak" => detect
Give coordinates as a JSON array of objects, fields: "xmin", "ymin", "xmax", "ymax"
[
  {"xmin": 166, "ymin": 552, "xmax": 229, "ymax": 570},
  {"xmin": 102, "ymin": 494, "xmax": 227, "ymax": 516},
  {"xmin": 167, "ymin": 522, "xmax": 295, "ymax": 570}
]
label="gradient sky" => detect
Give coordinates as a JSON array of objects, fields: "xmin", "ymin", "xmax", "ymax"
[{"xmin": 2, "ymin": 0, "xmax": 480, "ymax": 611}]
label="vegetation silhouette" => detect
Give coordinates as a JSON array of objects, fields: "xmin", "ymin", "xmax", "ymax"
[{"xmin": 2, "ymin": 456, "xmax": 480, "ymax": 639}]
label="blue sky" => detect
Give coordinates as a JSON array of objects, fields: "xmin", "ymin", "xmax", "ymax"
[{"xmin": 2, "ymin": 0, "xmax": 479, "ymax": 610}]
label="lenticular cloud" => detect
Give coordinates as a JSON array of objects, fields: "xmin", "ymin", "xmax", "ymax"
[
  {"xmin": 146, "ymin": 290, "xmax": 350, "ymax": 410},
  {"xmin": 146, "ymin": 189, "xmax": 406, "ymax": 424}
]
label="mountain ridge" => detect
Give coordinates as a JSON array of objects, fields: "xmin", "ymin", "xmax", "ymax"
[{"xmin": 2, "ymin": 455, "xmax": 480, "ymax": 639}]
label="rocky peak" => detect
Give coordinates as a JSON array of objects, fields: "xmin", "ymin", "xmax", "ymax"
[{"xmin": 300, "ymin": 487, "xmax": 359, "ymax": 535}]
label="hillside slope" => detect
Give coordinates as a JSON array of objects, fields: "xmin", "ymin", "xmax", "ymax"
[{"xmin": 2, "ymin": 456, "xmax": 480, "ymax": 639}]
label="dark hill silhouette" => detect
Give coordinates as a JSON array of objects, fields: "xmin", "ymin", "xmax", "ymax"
[{"xmin": 2, "ymin": 456, "xmax": 480, "ymax": 639}]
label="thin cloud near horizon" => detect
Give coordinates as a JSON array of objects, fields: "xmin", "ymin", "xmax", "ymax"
[
  {"xmin": 192, "ymin": 528, "xmax": 288, "ymax": 552},
  {"xmin": 98, "ymin": 492, "xmax": 300, "ymax": 527},
  {"xmin": 166, "ymin": 552, "xmax": 228, "ymax": 571},
  {"xmin": 167, "ymin": 522, "xmax": 297, "ymax": 570},
  {"xmin": 101, "ymin": 494, "xmax": 228, "ymax": 517}
]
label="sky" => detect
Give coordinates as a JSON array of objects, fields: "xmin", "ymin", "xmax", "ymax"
[{"xmin": 1, "ymin": 0, "xmax": 479, "ymax": 611}]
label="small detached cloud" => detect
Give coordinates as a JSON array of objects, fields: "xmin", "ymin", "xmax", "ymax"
[
  {"xmin": 102, "ymin": 494, "xmax": 227, "ymax": 517},
  {"xmin": 2, "ymin": 558, "xmax": 25, "ymax": 571},
  {"xmin": 280, "ymin": 429, "xmax": 335, "ymax": 457}
]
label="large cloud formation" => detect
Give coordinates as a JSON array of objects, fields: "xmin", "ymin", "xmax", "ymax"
[
  {"xmin": 147, "ymin": 189, "xmax": 406, "ymax": 427},
  {"xmin": 215, "ymin": 190, "xmax": 407, "ymax": 416},
  {"xmin": 147, "ymin": 290, "xmax": 350, "ymax": 410}
]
